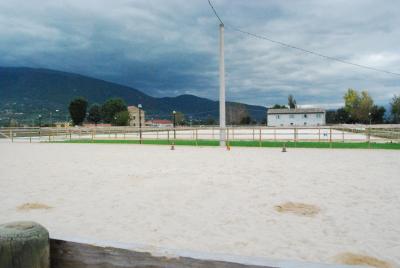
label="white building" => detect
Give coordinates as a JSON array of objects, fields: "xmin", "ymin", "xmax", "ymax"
[
  {"xmin": 145, "ymin": 119, "xmax": 173, "ymax": 128},
  {"xmin": 267, "ymin": 108, "xmax": 326, "ymax": 127}
]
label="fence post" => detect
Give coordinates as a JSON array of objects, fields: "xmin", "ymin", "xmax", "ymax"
[
  {"xmin": 318, "ymin": 127, "xmax": 321, "ymax": 142},
  {"xmin": 259, "ymin": 128, "xmax": 262, "ymax": 147},
  {"xmin": 342, "ymin": 127, "xmax": 344, "ymax": 142},
  {"xmin": 226, "ymin": 127, "xmax": 229, "ymax": 146},
  {"xmin": 329, "ymin": 127, "xmax": 332, "ymax": 148},
  {"xmin": 195, "ymin": 129, "xmax": 198, "ymax": 146},
  {"xmin": 167, "ymin": 130, "xmax": 170, "ymax": 142},
  {"xmin": 367, "ymin": 127, "xmax": 371, "ymax": 148},
  {"xmin": 274, "ymin": 128, "xmax": 276, "ymax": 141},
  {"xmin": 0, "ymin": 221, "xmax": 50, "ymax": 268}
]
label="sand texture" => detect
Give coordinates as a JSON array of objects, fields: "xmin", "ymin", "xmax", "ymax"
[{"xmin": 0, "ymin": 143, "xmax": 399, "ymax": 266}]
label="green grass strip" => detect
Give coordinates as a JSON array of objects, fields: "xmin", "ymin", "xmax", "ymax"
[{"xmin": 54, "ymin": 139, "xmax": 400, "ymax": 150}]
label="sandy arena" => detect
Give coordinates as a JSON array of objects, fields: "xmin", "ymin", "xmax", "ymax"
[{"xmin": 0, "ymin": 142, "xmax": 399, "ymax": 267}]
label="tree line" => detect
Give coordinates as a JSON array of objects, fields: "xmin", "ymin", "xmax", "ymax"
[
  {"xmin": 68, "ymin": 90, "xmax": 400, "ymax": 126},
  {"xmin": 69, "ymin": 97, "xmax": 130, "ymax": 126},
  {"xmin": 328, "ymin": 90, "xmax": 399, "ymax": 124},
  {"xmin": 270, "ymin": 91, "xmax": 400, "ymax": 124}
]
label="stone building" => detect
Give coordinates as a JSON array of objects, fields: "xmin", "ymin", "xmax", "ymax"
[{"xmin": 128, "ymin": 106, "xmax": 145, "ymax": 127}]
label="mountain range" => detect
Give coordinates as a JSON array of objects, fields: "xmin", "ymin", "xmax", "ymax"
[{"xmin": 0, "ymin": 67, "xmax": 266, "ymax": 125}]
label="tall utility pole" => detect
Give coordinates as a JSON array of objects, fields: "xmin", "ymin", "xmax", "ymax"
[{"xmin": 219, "ymin": 23, "xmax": 226, "ymax": 146}]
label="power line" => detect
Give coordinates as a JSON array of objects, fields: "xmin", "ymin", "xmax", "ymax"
[
  {"xmin": 207, "ymin": 0, "xmax": 223, "ymax": 25},
  {"xmin": 207, "ymin": 0, "xmax": 400, "ymax": 77},
  {"xmin": 232, "ymin": 28, "xmax": 400, "ymax": 76}
]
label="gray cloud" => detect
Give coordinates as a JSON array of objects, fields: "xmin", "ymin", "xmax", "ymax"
[{"xmin": 0, "ymin": 0, "xmax": 399, "ymax": 107}]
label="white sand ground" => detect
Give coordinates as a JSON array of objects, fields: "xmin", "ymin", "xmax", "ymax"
[{"xmin": 0, "ymin": 143, "xmax": 399, "ymax": 267}]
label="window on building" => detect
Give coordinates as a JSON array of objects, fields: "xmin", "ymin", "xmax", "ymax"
[
  {"xmin": 133, "ymin": 116, "xmax": 136, "ymax": 120},
  {"xmin": 316, "ymin": 113, "xmax": 321, "ymax": 118},
  {"xmin": 304, "ymin": 114, "xmax": 308, "ymax": 118},
  {"xmin": 304, "ymin": 122, "xmax": 307, "ymax": 125},
  {"xmin": 276, "ymin": 115, "xmax": 280, "ymax": 119}
]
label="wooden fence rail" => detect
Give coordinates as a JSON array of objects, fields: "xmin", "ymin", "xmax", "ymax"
[
  {"xmin": 2, "ymin": 125, "xmax": 400, "ymax": 144},
  {"xmin": 49, "ymin": 238, "xmax": 359, "ymax": 268}
]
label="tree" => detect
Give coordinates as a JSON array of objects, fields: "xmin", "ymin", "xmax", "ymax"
[
  {"xmin": 344, "ymin": 88, "xmax": 360, "ymax": 120},
  {"xmin": 240, "ymin": 116, "xmax": 252, "ymax": 125},
  {"xmin": 390, "ymin": 95, "xmax": 400, "ymax": 123},
  {"xmin": 336, "ymin": 107, "xmax": 351, "ymax": 123},
  {"xmin": 174, "ymin": 111, "xmax": 186, "ymax": 126},
  {"xmin": 87, "ymin": 103, "xmax": 102, "ymax": 125},
  {"xmin": 325, "ymin": 110, "xmax": 338, "ymax": 124},
  {"xmin": 261, "ymin": 117, "xmax": 267, "ymax": 125},
  {"xmin": 343, "ymin": 89, "xmax": 374, "ymax": 123},
  {"xmin": 358, "ymin": 91, "xmax": 374, "ymax": 123},
  {"xmin": 271, "ymin": 104, "xmax": 287, "ymax": 109},
  {"xmin": 112, "ymin": 110, "xmax": 130, "ymax": 126},
  {"xmin": 226, "ymin": 103, "xmax": 249, "ymax": 125},
  {"xmin": 101, "ymin": 98, "xmax": 127, "ymax": 123},
  {"xmin": 370, "ymin": 105, "xmax": 386, "ymax": 124},
  {"xmin": 68, "ymin": 97, "xmax": 88, "ymax": 126},
  {"xmin": 288, "ymin": 94, "xmax": 297, "ymax": 109},
  {"xmin": 205, "ymin": 116, "xmax": 216, "ymax": 125}
]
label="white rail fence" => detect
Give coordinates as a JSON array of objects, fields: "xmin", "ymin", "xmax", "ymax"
[{"xmin": 1, "ymin": 125, "xmax": 399, "ymax": 144}]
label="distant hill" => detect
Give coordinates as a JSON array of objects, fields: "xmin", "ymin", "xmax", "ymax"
[{"xmin": 0, "ymin": 67, "xmax": 266, "ymax": 124}]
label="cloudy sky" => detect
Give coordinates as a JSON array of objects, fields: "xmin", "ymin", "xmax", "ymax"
[{"xmin": 1, "ymin": 0, "xmax": 399, "ymax": 107}]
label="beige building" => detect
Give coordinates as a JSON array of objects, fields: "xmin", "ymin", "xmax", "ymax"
[{"xmin": 128, "ymin": 106, "xmax": 145, "ymax": 127}]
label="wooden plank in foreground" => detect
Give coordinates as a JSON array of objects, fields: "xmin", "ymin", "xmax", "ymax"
[{"xmin": 50, "ymin": 239, "xmax": 277, "ymax": 268}]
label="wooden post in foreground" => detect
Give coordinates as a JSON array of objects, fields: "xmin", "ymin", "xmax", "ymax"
[{"xmin": 0, "ymin": 221, "xmax": 49, "ymax": 268}]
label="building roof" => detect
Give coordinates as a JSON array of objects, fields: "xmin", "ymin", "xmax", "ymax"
[
  {"xmin": 146, "ymin": 119, "xmax": 172, "ymax": 124},
  {"xmin": 267, "ymin": 108, "xmax": 325, "ymax": 114},
  {"xmin": 127, "ymin": 106, "xmax": 139, "ymax": 111}
]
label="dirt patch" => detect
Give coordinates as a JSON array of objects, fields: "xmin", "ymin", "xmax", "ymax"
[
  {"xmin": 275, "ymin": 202, "xmax": 320, "ymax": 216},
  {"xmin": 335, "ymin": 253, "xmax": 392, "ymax": 268},
  {"xmin": 17, "ymin": 203, "xmax": 52, "ymax": 211}
]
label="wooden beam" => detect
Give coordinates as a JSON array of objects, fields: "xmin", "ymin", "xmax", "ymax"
[{"xmin": 50, "ymin": 239, "xmax": 275, "ymax": 268}]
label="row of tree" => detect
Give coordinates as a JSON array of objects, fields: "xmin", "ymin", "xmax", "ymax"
[
  {"xmin": 271, "ymin": 92, "xmax": 400, "ymax": 124},
  {"xmin": 68, "ymin": 91, "xmax": 400, "ymax": 126},
  {"xmin": 328, "ymin": 90, "xmax": 399, "ymax": 124},
  {"xmin": 271, "ymin": 94, "xmax": 297, "ymax": 109},
  {"xmin": 69, "ymin": 97, "xmax": 130, "ymax": 126}
]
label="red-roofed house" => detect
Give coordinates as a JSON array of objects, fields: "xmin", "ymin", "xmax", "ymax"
[{"xmin": 145, "ymin": 119, "xmax": 173, "ymax": 128}]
